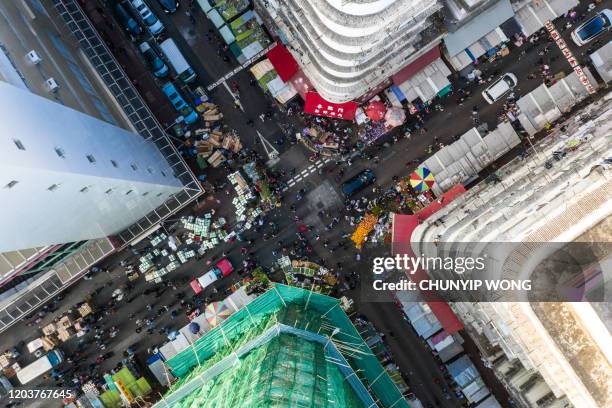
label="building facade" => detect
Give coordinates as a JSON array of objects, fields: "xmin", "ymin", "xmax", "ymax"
[
  {"xmin": 255, "ymin": 0, "xmax": 443, "ymax": 103},
  {"xmin": 0, "ymin": 0, "xmax": 201, "ymax": 331},
  {"xmin": 410, "ymin": 95, "xmax": 612, "ymax": 407}
]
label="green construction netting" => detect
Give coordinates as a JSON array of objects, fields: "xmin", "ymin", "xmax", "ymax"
[{"xmin": 159, "ymin": 284, "xmax": 410, "ymax": 408}]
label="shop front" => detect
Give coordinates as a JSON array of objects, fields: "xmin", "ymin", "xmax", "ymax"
[{"xmin": 390, "ymin": 45, "xmax": 452, "ymax": 103}]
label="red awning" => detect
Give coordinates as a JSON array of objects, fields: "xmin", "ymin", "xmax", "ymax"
[
  {"xmin": 416, "ymin": 184, "xmax": 466, "ymax": 221},
  {"xmin": 392, "ymin": 46, "xmax": 441, "ymax": 86},
  {"xmin": 304, "ymin": 92, "xmax": 358, "ymax": 120},
  {"xmin": 289, "ymin": 70, "xmax": 313, "ymax": 99},
  {"xmin": 267, "ymin": 43, "xmax": 299, "ymax": 82},
  {"xmin": 391, "ymin": 213, "xmax": 465, "ymax": 335}
]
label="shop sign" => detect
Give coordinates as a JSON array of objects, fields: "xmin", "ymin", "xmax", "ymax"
[
  {"xmin": 304, "ymin": 92, "xmax": 358, "ymax": 120},
  {"xmin": 545, "ymin": 21, "xmax": 596, "ymax": 94}
]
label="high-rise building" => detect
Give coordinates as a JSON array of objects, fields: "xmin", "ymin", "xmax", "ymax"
[
  {"xmin": 410, "ymin": 96, "xmax": 612, "ymax": 408},
  {"xmin": 0, "ymin": 0, "xmax": 201, "ymax": 331},
  {"xmin": 155, "ymin": 285, "xmax": 409, "ymax": 408},
  {"xmin": 255, "ymin": 0, "xmax": 443, "ymax": 103},
  {"xmin": 0, "ymin": 82, "xmax": 183, "ymax": 252}
]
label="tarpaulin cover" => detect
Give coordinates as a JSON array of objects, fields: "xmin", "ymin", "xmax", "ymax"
[
  {"xmin": 266, "ymin": 43, "xmax": 299, "ymax": 81},
  {"xmin": 304, "ymin": 92, "xmax": 358, "ymax": 120},
  {"xmin": 392, "ymin": 46, "xmax": 441, "ymax": 85}
]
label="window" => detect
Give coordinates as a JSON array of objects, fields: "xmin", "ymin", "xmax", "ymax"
[
  {"xmin": 110, "ymin": 160, "xmax": 118, "ymax": 168},
  {"xmin": 86, "ymin": 155, "xmax": 96, "ymax": 163},
  {"xmin": 130, "ymin": 164, "xmax": 138, "ymax": 171},
  {"xmin": 156, "ymin": 192, "xmax": 163, "ymax": 197},
  {"xmin": 55, "ymin": 147, "xmax": 66, "ymax": 158},
  {"xmin": 79, "ymin": 186, "xmax": 89, "ymax": 193},
  {"xmin": 48, "ymin": 184, "xmax": 59, "ymax": 191},
  {"xmin": 13, "ymin": 139, "xmax": 26, "ymax": 150},
  {"xmin": 4, "ymin": 180, "xmax": 18, "ymax": 189},
  {"xmin": 105, "ymin": 188, "xmax": 113, "ymax": 194},
  {"xmin": 161, "ymin": 170, "xmax": 167, "ymax": 177},
  {"xmin": 142, "ymin": 192, "xmax": 149, "ymax": 196},
  {"xmin": 147, "ymin": 167, "xmax": 153, "ymax": 174},
  {"xmin": 125, "ymin": 190, "xmax": 133, "ymax": 195}
]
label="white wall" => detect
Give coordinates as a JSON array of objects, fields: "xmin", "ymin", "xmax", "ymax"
[{"xmin": 0, "ymin": 81, "xmax": 183, "ymax": 251}]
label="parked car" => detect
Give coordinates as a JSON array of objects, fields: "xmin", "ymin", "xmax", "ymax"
[
  {"xmin": 571, "ymin": 9, "xmax": 612, "ymax": 46},
  {"xmin": 129, "ymin": 0, "xmax": 164, "ymax": 35},
  {"xmin": 113, "ymin": 3, "xmax": 142, "ymax": 36},
  {"xmin": 481, "ymin": 73, "xmax": 517, "ymax": 104},
  {"xmin": 341, "ymin": 169, "xmax": 376, "ymax": 196},
  {"xmin": 138, "ymin": 42, "xmax": 169, "ymax": 77},
  {"xmin": 190, "ymin": 258, "xmax": 234, "ymax": 294},
  {"xmin": 161, "ymin": 82, "xmax": 198, "ymax": 124},
  {"xmin": 157, "ymin": 0, "xmax": 179, "ymax": 13}
]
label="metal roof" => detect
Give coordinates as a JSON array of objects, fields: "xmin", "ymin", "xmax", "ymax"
[{"xmin": 444, "ymin": 0, "xmax": 514, "ymax": 56}]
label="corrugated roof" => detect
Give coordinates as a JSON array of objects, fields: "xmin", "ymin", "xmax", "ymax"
[{"xmin": 444, "ymin": 0, "xmax": 514, "ymax": 56}]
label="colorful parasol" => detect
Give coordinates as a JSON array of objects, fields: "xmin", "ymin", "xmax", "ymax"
[
  {"xmin": 366, "ymin": 100, "xmax": 387, "ymax": 121},
  {"xmin": 205, "ymin": 301, "xmax": 232, "ymax": 326},
  {"xmin": 384, "ymin": 107, "xmax": 406, "ymax": 127},
  {"xmin": 410, "ymin": 167, "xmax": 435, "ymax": 192}
]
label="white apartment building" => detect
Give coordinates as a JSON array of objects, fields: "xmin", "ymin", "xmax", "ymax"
[
  {"xmin": 410, "ymin": 95, "xmax": 612, "ymax": 407},
  {"xmin": 255, "ymin": 0, "xmax": 443, "ymax": 102}
]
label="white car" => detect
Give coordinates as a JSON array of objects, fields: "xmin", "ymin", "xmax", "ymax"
[
  {"xmin": 129, "ymin": 0, "xmax": 164, "ymax": 35},
  {"xmin": 571, "ymin": 9, "xmax": 612, "ymax": 46},
  {"xmin": 482, "ymin": 73, "xmax": 518, "ymax": 104}
]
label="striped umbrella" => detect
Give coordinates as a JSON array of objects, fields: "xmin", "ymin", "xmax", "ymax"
[
  {"xmin": 205, "ymin": 301, "xmax": 232, "ymax": 326},
  {"xmin": 410, "ymin": 167, "xmax": 435, "ymax": 192}
]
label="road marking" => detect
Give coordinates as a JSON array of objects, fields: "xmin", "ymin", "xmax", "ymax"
[
  {"xmin": 316, "ymin": 162, "xmax": 324, "ymax": 168},
  {"xmin": 288, "ymin": 181, "xmax": 295, "ymax": 187},
  {"xmin": 207, "ymin": 44, "xmax": 276, "ymax": 91}
]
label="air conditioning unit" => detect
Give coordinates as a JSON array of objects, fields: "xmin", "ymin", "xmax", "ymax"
[
  {"xmin": 26, "ymin": 50, "xmax": 42, "ymax": 65},
  {"xmin": 45, "ymin": 78, "xmax": 59, "ymax": 92}
]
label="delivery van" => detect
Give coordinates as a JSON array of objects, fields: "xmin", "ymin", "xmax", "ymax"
[
  {"xmin": 16, "ymin": 350, "xmax": 64, "ymax": 385},
  {"xmin": 159, "ymin": 39, "xmax": 196, "ymax": 83}
]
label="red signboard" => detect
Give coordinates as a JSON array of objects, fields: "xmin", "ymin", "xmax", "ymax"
[
  {"xmin": 545, "ymin": 20, "xmax": 596, "ymax": 94},
  {"xmin": 303, "ymin": 92, "xmax": 358, "ymax": 120}
]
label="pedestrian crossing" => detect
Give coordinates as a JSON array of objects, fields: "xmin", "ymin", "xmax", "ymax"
[{"xmin": 282, "ymin": 157, "xmax": 332, "ymax": 192}]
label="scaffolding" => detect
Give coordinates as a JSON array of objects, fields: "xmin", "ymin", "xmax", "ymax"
[{"xmin": 156, "ymin": 284, "xmax": 410, "ymax": 408}]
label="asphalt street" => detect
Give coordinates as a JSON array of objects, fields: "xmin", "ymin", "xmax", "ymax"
[{"xmin": 2, "ymin": 1, "xmax": 611, "ymax": 407}]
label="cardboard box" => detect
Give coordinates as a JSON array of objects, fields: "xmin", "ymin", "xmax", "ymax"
[
  {"xmin": 207, "ymin": 151, "xmax": 225, "ymax": 168},
  {"xmin": 78, "ymin": 303, "xmax": 92, "ymax": 317},
  {"xmin": 41, "ymin": 336, "xmax": 57, "ymax": 351},
  {"xmin": 42, "ymin": 323, "xmax": 56, "ymax": 336},
  {"xmin": 58, "ymin": 316, "xmax": 72, "ymax": 329}
]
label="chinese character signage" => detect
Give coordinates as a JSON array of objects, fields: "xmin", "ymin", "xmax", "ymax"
[
  {"xmin": 304, "ymin": 92, "xmax": 358, "ymax": 120},
  {"xmin": 545, "ymin": 20, "xmax": 596, "ymax": 94}
]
